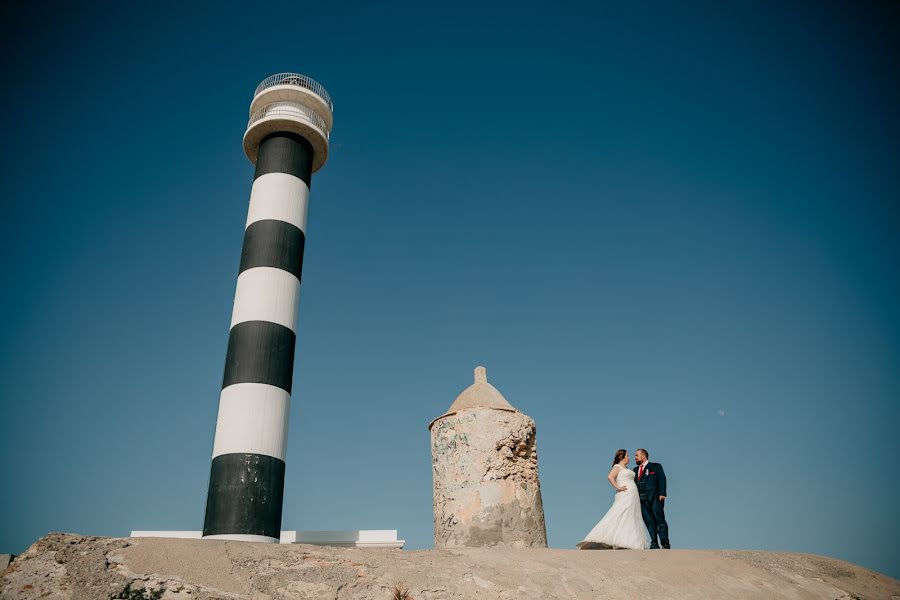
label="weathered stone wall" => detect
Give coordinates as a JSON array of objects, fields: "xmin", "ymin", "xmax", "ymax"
[{"xmin": 430, "ymin": 408, "xmax": 547, "ymax": 548}]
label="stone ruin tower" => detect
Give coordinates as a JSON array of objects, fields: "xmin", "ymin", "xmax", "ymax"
[{"xmin": 428, "ymin": 366, "xmax": 547, "ymax": 548}]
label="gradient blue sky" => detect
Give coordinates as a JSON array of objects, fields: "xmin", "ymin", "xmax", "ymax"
[{"xmin": 1, "ymin": 0, "xmax": 898, "ymax": 578}]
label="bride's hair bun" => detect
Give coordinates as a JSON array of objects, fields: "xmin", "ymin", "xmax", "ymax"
[{"xmin": 612, "ymin": 449, "xmax": 627, "ymax": 466}]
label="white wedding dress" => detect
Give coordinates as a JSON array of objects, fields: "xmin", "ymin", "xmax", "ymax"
[{"xmin": 579, "ymin": 465, "xmax": 650, "ymax": 549}]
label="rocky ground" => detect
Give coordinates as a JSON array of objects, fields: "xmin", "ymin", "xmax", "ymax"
[{"xmin": 1, "ymin": 533, "xmax": 898, "ymax": 600}]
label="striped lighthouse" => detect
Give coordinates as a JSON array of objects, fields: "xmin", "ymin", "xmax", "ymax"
[{"xmin": 202, "ymin": 73, "xmax": 334, "ymax": 543}]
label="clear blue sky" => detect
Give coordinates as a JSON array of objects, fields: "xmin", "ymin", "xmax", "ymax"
[{"xmin": 1, "ymin": 0, "xmax": 898, "ymax": 578}]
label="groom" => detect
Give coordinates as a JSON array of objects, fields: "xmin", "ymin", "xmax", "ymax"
[{"xmin": 634, "ymin": 448, "xmax": 670, "ymax": 549}]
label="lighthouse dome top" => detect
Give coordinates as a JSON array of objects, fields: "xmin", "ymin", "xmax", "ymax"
[
  {"xmin": 243, "ymin": 72, "xmax": 334, "ymax": 172},
  {"xmin": 428, "ymin": 367, "xmax": 517, "ymax": 430}
]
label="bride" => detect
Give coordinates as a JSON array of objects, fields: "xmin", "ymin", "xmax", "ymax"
[{"xmin": 577, "ymin": 449, "xmax": 650, "ymax": 550}]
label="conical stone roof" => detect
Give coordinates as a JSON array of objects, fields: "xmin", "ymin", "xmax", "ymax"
[{"xmin": 428, "ymin": 366, "xmax": 517, "ymax": 430}]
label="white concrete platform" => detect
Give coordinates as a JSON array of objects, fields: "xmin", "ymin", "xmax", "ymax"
[{"xmin": 130, "ymin": 530, "xmax": 404, "ymax": 549}]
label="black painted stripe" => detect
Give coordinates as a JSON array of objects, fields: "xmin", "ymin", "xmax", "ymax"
[
  {"xmin": 222, "ymin": 321, "xmax": 296, "ymax": 392},
  {"xmin": 239, "ymin": 220, "xmax": 305, "ymax": 280},
  {"xmin": 203, "ymin": 452, "xmax": 285, "ymax": 539},
  {"xmin": 254, "ymin": 132, "xmax": 314, "ymax": 187}
]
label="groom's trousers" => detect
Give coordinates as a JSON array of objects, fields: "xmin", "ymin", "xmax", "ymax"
[{"xmin": 640, "ymin": 497, "xmax": 669, "ymax": 548}]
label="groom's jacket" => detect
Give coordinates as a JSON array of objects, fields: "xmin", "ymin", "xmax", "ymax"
[{"xmin": 634, "ymin": 462, "xmax": 667, "ymax": 501}]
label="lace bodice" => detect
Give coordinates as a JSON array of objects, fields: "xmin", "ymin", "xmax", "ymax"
[{"xmin": 615, "ymin": 466, "xmax": 635, "ymax": 484}]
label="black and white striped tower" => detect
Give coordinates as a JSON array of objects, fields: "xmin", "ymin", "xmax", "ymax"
[{"xmin": 202, "ymin": 73, "xmax": 334, "ymax": 543}]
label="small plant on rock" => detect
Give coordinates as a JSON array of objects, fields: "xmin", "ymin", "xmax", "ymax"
[
  {"xmin": 115, "ymin": 582, "xmax": 164, "ymax": 600},
  {"xmin": 390, "ymin": 582, "xmax": 412, "ymax": 600}
]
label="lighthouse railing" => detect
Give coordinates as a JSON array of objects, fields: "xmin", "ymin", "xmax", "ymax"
[
  {"xmin": 254, "ymin": 73, "xmax": 333, "ymax": 112},
  {"xmin": 247, "ymin": 103, "xmax": 331, "ymax": 140}
]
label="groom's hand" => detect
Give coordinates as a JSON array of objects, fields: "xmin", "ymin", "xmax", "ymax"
[{"xmin": 659, "ymin": 496, "xmax": 666, "ymax": 501}]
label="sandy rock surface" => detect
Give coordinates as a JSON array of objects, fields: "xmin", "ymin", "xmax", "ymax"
[{"xmin": 2, "ymin": 533, "xmax": 899, "ymax": 599}]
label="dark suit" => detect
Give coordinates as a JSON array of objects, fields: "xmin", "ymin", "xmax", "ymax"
[{"xmin": 634, "ymin": 462, "xmax": 669, "ymax": 548}]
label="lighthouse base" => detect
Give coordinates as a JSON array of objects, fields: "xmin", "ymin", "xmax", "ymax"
[{"xmin": 130, "ymin": 530, "xmax": 405, "ymax": 549}]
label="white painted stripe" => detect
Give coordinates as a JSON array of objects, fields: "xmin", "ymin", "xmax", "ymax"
[
  {"xmin": 246, "ymin": 172, "xmax": 309, "ymax": 232},
  {"xmin": 212, "ymin": 383, "xmax": 290, "ymax": 461},
  {"xmin": 230, "ymin": 267, "xmax": 300, "ymax": 331},
  {"xmin": 202, "ymin": 533, "xmax": 279, "ymax": 543},
  {"xmin": 131, "ymin": 531, "xmax": 202, "ymax": 539}
]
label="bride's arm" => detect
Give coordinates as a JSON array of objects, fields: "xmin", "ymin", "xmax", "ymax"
[{"xmin": 607, "ymin": 466, "xmax": 627, "ymax": 492}]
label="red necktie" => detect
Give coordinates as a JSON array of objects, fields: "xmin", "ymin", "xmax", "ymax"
[{"xmin": 638, "ymin": 465, "xmax": 645, "ymax": 480}]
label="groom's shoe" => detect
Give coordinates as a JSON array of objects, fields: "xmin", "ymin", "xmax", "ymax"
[
  {"xmin": 661, "ymin": 544, "xmax": 671, "ymax": 549},
  {"xmin": 649, "ymin": 544, "xmax": 660, "ymax": 549}
]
